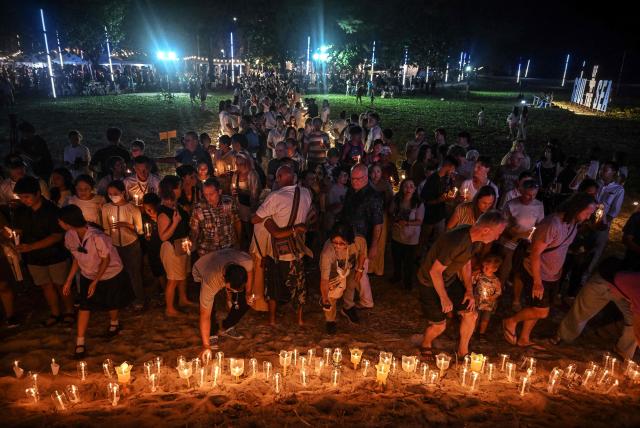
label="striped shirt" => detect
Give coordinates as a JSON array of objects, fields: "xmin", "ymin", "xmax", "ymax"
[{"xmin": 306, "ymin": 131, "xmax": 330, "ymax": 165}]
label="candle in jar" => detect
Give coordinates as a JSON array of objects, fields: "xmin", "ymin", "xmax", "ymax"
[
  {"xmin": 470, "ymin": 371, "xmax": 479, "ymax": 392},
  {"xmin": 51, "ymin": 390, "xmax": 67, "ymax": 411},
  {"xmin": 103, "ymin": 359, "xmax": 114, "ymax": 379},
  {"xmin": 462, "ymin": 187, "xmax": 469, "ymax": 200},
  {"xmin": 331, "ymin": 368, "xmax": 340, "ymax": 386},
  {"xmin": 77, "ymin": 361, "xmax": 87, "ymax": 381},
  {"xmin": 308, "ymin": 348, "xmax": 316, "ymax": 361},
  {"xmin": 51, "ymin": 358, "xmax": 60, "ymax": 376},
  {"xmin": 376, "ymin": 364, "xmax": 389, "ymax": 385},
  {"xmin": 519, "ymin": 375, "xmax": 529, "ymax": 396},
  {"xmin": 66, "ymin": 384, "xmax": 80, "ymax": 403},
  {"xmin": 13, "ymin": 360, "xmax": 23, "ymax": 379},
  {"xmin": 420, "ymin": 362, "xmax": 428, "ymax": 382},
  {"xmin": 144, "ymin": 361, "xmax": 153, "ymax": 379},
  {"xmin": 487, "ymin": 363, "xmax": 494, "ymax": 381},
  {"xmin": 215, "ymin": 351, "xmax": 224, "ymax": 369},
  {"xmin": 582, "ymin": 369, "xmax": 594, "ymax": 387},
  {"xmin": 274, "ymin": 373, "xmax": 282, "ymax": 395},
  {"xmin": 350, "ymin": 348, "xmax": 362, "ymax": 370},
  {"xmin": 198, "ymin": 367, "xmax": 206, "ymax": 388},
  {"xmin": 323, "ymin": 348, "xmax": 331, "ymax": 365},
  {"xmin": 505, "ymin": 362, "xmax": 515, "ymax": 382},
  {"xmin": 250, "ymin": 358, "xmax": 258, "ymax": 377},
  {"xmin": 144, "ymin": 223, "xmax": 152, "ymax": 239},
  {"xmin": 108, "ymin": 383, "xmax": 120, "ymax": 406},
  {"xmin": 292, "ymin": 349, "xmax": 298, "ymax": 367},
  {"xmin": 605, "ymin": 379, "xmax": 619, "ymax": 394},
  {"xmin": 362, "ymin": 359, "xmax": 370, "ymax": 377},
  {"xmin": 115, "ymin": 361, "xmax": 133, "ymax": 384},
  {"xmin": 300, "ymin": 368, "xmax": 308, "ymax": 386},
  {"xmin": 499, "ymin": 354, "xmax": 509, "ymax": 372},
  {"xmin": 460, "ymin": 366, "xmax": 469, "ymax": 387},
  {"xmin": 154, "ymin": 356, "xmax": 163, "ymax": 375},
  {"xmin": 25, "ymin": 387, "xmax": 39, "ymax": 403},
  {"xmin": 212, "ymin": 364, "xmax": 221, "ymax": 387},
  {"xmin": 150, "ymin": 373, "xmax": 158, "ymax": 392},
  {"xmin": 263, "ymin": 361, "xmax": 272, "ymax": 382}
]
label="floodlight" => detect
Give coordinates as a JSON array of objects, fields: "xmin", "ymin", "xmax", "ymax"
[
  {"xmin": 312, "ymin": 53, "xmax": 320, "ymax": 60},
  {"xmin": 157, "ymin": 51, "xmax": 166, "ymax": 60},
  {"xmin": 465, "ymin": 65, "xmax": 472, "ymax": 72}
]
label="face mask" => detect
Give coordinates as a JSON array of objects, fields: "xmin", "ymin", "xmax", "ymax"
[{"xmin": 110, "ymin": 195, "xmax": 123, "ymax": 204}]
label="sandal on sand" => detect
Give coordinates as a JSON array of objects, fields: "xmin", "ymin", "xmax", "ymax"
[
  {"xmin": 518, "ymin": 342, "xmax": 546, "ymax": 351},
  {"xmin": 74, "ymin": 345, "xmax": 86, "ymax": 359},
  {"xmin": 420, "ymin": 347, "xmax": 435, "ymax": 360},
  {"xmin": 502, "ymin": 320, "xmax": 517, "ymax": 345}
]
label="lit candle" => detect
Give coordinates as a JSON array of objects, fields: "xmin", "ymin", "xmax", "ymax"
[
  {"xmin": 77, "ymin": 361, "xmax": 87, "ymax": 381},
  {"xmin": 460, "ymin": 366, "xmax": 469, "ymax": 387},
  {"xmin": 292, "ymin": 349, "xmax": 298, "ymax": 367},
  {"xmin": 51, "ymin": 358, "xmax": 59, "ymax": 376},
  {"xmin": 300, "ymin": 368, "xmax": 307, "ymax": 387},
  {"xmin": 402, "ymin": 355, "xmax": 416, "ymax": 374},
  {"xmin": 505, "ymin": 362, "xmax": 515, "ymax": 382},
  {"xmin": 182, "ymin": 238, "xmax": 192, "ymax": 256},
  {"xmin": 350, "ymin": 348, "xmax": 362, "ymax": 370},
  {"xmin": 51, "ymin": 390, "xmax": 68, "ymax": 411},
  {"xmin": 462, "ymin": 187, "xmax": 469, "ymax": 200},
  {"xmin": 108, "ymin": 382, "xmax": 120, "ymax": 406},
  {"xmin": 519, "ymin": 375, "xmax": 529, "ymax": 396},
  {"xmin": 469, "ymin": 353, "xmax": 484, "ymax": 372},
  {"xmin": 362, "ymin": 359, "xmax": 370, "ymax": 377},
  {"xmin": 154, "ymin": 356, "xmax": 163, "ymax": 376},
  {"xmin": 250, "ymin": 358, "xmax": 258, "ymax": 377},
  {"xmin": 435, "ymin": 353, "xmax": 451, "ymax": 378},
  {"xmin": 582, "ymin": 369, "xmax": 594, "ymax": 388},
  {"xmin": 605, "ymin": 379, "xmax": 619, "ymax": 394},
  {"xmin": 144, "ymin": 223, "xmax": 152, "ymax": 239},
  {"xmin": 420, "ymin": 362, "xmax": 428, "ymax": 382},
  {"xmin": 13, "ymin": 360, "xmax": 23, "ymax": 379},
  {"xmin": 315, "ymin": 357, "xmax": 325, "ymax": 376},
  {"xmin": 198, "ymin": 367, "xmax": 207, "ymax": 388},
  {"xmin": 103, "ymin": 359, "xmax": 114, "ymax": 379},
  {"xmin": 332, "ymin": 368, "xmax": 340, "ymax": 387},
  {"xmin": 427, "ymin": 370, "xmax": 439, "ymax": 386},
  {"xmin": 66, "ymin": 385, "xmax": 80, "ymax": 403},
  {"xmin": 470, "ymin": 371, "xmax": 479, "ymax": 392},
  {"xmin": 134, "ymin": 194, "xmax": 140, "ymax": 206},
  {"xmin": 29, "ymin": 372, "xmax": 39, "ymax": 391},
  {"xmin": 547, "ymin": 367, "xmax": 563, "ymax": 394},
  {"xmin": 149, "ymin": 373, "xmax": 158, "ymax": 392},
  {"xmin": 25, "ymin": 387, "xmax": 39, "ymax": 403},
  {"xmin": 192, "ymin": 358, "xmax": 201, "ymax": 374},
  {"xmin": 144, "ymin": 361, "xmax": 153, "ymax": 379},
  {"xmin": 391, "ymin": 357, "xmax": 397, "ymax": 375},
  {"xmin": 356, "ymin": 155, "xmax": 361, "ymax": 163},
  {"xmin": 279, "ymin": 350, "xmax": 291, "ymax": 376},
  {"xmin": 487, "ymin": 363, "xmax": 494, "ymax": 381},
  {"xmin": 215, "ymin": 351, "xmax": 224, "ymax": 369},
  {"xmin": 565, "ymin": 363, "xmax": 576, "ymax": 380},
  {"xmin": 401, "ymin": 173, "xmax": 406, "ymax": 181},
  {"xmin": 323, "ymin": 348, "xmax": 331, "ymax": 365},
  {"xmin": 212, "ymin": 364, "xmax": 221, "ymax": 387},
  {"xmin": 308, "ymin": 349, "xmax": 316, "ymax": 361},
  {"xmin": 110, "ymin": 215, "xmax": 116, "ymax": 228},
  {"xmin": 115, "ymin": 361, "xmax": 133, "ymax": 384},
  {"xmin": 499, "ymin": 354, "xmax": 509, "ymax": 372},
  {"xmin": 597, "ymin": 369, "xmax": 610, "ymax": 385},
  {"xmin": 375, "ymin": 363, "xmax": 389, "ymax": 385},
  {"xmin": 527, "ymin": 226, "xmax": 536, "ymax": 241},
  {"xmin": 610, "ymin": 358, "xmax": 618, "ymax": 377},
  {"xmin": 230, "ymin": 358, "xmax": 244, "ymax": 382},
  {"xmin": 624, "ymin": 360, "xmax": 638, "ymax": 378},
  {"xmin": 178, "ymin": 361, "xmax": 193, "ymax": 388},
  {"xmin": 274, "ymin": 373, "xmax": 282, "ymax": 395},
  {"xmin": 263, "ymin": 361, "xmax": 272, "ymax": 382}
]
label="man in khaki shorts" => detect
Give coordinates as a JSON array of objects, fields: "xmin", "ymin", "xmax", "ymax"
[{"xmin": 14, "ymin": 176, "xmax": 73, "ymax": 326}]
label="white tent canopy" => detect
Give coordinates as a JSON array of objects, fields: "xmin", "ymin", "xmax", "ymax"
[{"xmin": 52, "ymin": 51, "xmax": 90, "ymax": 66}]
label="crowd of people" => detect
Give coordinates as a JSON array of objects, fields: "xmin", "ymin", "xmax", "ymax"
[{"xmin": 1, "ymin": 75, "xmax": 638, "ymax": 364}]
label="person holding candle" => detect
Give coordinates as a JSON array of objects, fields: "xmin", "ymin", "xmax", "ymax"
[
  {"xmin": 141, "ymin": 193, "xmax": 166, "ymax": 298},
  {"xmin": 319, "ymin": 223, "xmax": 368, "ymax": 335},
  {"xmin": 59, "ymin": 205, "xmax": 132, "ymax": 358},
  {"xmin": 12, "ymin": 176, "xmax": 74, "ymax": 327},
  {"xmin": 213, "ymin": 135, "xmax": 235, "ymax": 194},
  {"xmin": 446, "ymin": 185, "xmax": 496, "ymax": 230},
  {"xmin": 0, "ymin": 211, "xmax": 19, "ymax": 327},
  {"xmin": 459, "ymin": 156, "xmax": 499, "ymax": 202},
  {"xmin": 473, "ymin": 253, "xmax": 503, "ymax": 336},
  {"xmin": 340, "ymin": 126, "xmax": 365, "ymax": 169},
  {"xmin": 193, "ymin": 249, "xmax": 254, "ymax": 350},
  {"xmin": 189, "ymin": 178, "xmax": 241, "ymax": 257},
  {"xmin": 497, "ymin": 179, "xmax": 544, "ymax": 311},
  {"xmin": 0, "ymin": 155, "xmax": 50, "ymax": 206},
  {"xmin": 251, "ymin": 165, "xmax": 312, "ymax": 326},
  {"xmin": 65, "ymin": 175, "xmax": 105, "ymax": 227},
  {"xmin": 503, "ymin": 193, "xmax": 596, "ymax": 349},
  {"xmin": 101, "ymin": 180, "xmax": 145, "ymax": 310},
  {"xmin": 231, "ymin": 153, "xmax": 262, "ymax": 250},
  {"xmin": 418, "ymin": 211, "xmax": 507, "ymax": 360},
  {"xmin": 123, "ymin": 156, "xmax": 160, "ymax": 206},
  {"xmin": 389, "ymin": 178, "xmax": 424, "ymax": 290},
  {"xmin": 156, "ymin": 175, "xmax": 194, "ymax": 316}
]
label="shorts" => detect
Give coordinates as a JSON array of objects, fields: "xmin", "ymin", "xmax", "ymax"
[
  {"xmin": 517, "ymin": 265, "xmax": 556, "ymax": 309},
  {"xmin": 160, "ymin": 241, "xmax": 190, "ymax": 281},
  {"xmin": 419, "ymin": 279, "xmax": 470, "ymax": 324},
  {"xmin": 79, "ymin": 270, "xmax": 134, "ymax": 311},
  {"xmin": 27, "ymin": 260, "xmax": 70, "ymax": 286}
]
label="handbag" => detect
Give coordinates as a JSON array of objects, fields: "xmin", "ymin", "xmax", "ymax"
[{"xmin": 271, "ymin": 186, "xmax": 302, "ymax": 259}]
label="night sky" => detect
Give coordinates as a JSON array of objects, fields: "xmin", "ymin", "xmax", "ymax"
[{"xmin": 0, "ymin": 0, "xmax": 636, "ymax": 80}]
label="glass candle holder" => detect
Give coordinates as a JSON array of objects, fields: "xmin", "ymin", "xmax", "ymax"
[
  {"xmin": 314, "ymin": 357, "xmax": 325, "ymax": 377},
  {"xmin": 149, "ymin": 373, "xmax": 158, "ymax": 392},
  {"xmin": 144, "ymin": 361, "xmax": 153, "ymax": 379},
  {"xmin": 249, "ymin": 358, "xmax": 258, "ymax": 377},
  {"xmin": 279, "ymin": 351, "xmax": 291, "ymax": 376},
  {"xmin": 107, "ymin": 383, "xmax": 120, "ymax": 406},
  {"xmin": 66, "ymin": 385, "xmax": 80, "ymax": 403},
  {"xmin": 323, "ymin": 348, "xmax": 331, "ymax": 365},
  {"xmin": 212, "ymin": 364, "xmax": 222, "ymax": 387},
  {"xmin": 202, "ymin": 350, "xmax": 212, "ymax": 368},
  {"xmin": 51, "ymin": 358, "xmax": 60, "ymax": 376},
  {"xmin": 521, "ymin": 357, "xmax": 536, "ymax": 375},
  {"xmin": 499, "ymin": 354, "xmax": 509, "ymax": 372},
  {"xmin": 331, "ymin": 367, "xmax": 340, "ymax": 387},
  {"xmin": 154, "ymin": 357, "xmax": 163, "ymax": 376},
  {"xmin": 230, "ymin": 358, "xmax": 244, "ymax": 382},
  {"xmin": 308, "ymin": 349, "xmax": 316, "ymax": 362},
  {"xmin": 565, "ymin": 363, "xmax": 576, "ymax": 380},
  {"xmin": 376, "ymin": 363, "xmax": 389, "ymax": 385},
  {"xmin": 177, "ymin": 361, "xmax": 193, "ymax": 388},
  {"xmin": 51, "ymin": 390, "xmax": 69, "ymax": 411},
  {"xmin": 103, "ymin": 359, "xmax": 114, "ymax": 379},
  {"xmin": 519, "ymin": 375, "xmax": 530, "ymax": 396},
  {"xmin": 25, "ymin": 387, "xmax": 39, "ymax": 403},
  {"xmin": 13, "ymin": 361, "xmax": 23, "ymax": 379},
  {"xmin": 332, "ymin": 348, "xmax": 342, "ymax": 367},
  {"xmin": 487, "ymin": 363, "xmax": 495, "ymax": 381},
  {"xmin": 215, "ymin": 352, "xmax": 224, "ymax": 370},
  {"xmin": 28, "ymin": 371, "xmax": 39, "ymax": 391},
  {"xmin": 582, "ymin": 369, "xmax": 595, "ymax": 388},
  {"xmin": 362, "ymin": 359, "xmax": 370, "ymax": 377},
  {"xmin": 420, "ymin": 362, "xmax": 429, "ymax": 382},
  {"xmin": 435, "ymin": 353, "xmax": 451, "ymax": 378},
  {"xmin": 402, "ymin": 356, "xmax": 417, "ymax": 375},
  {"xmin": 469, "ymin": 353, "xmax": 484, "ymax": 373},
  {"xmin": 300, "ymin": 367, "xmax": 308, "ymax": 387},
  {"xmin": 77, "ymin": 361, "xmax": 88, "ymax": 381},
  {"xmin": 350, "ymin": 348, "xmax": 363, "ymax": 370},
  {"xmin": 192, "ymin": 358, "xmax": 202, "ymax": 374},
  {"xmin": 292, "ymin": 349, "xmax": 298, "ymax": 367},
  {"xmin": 274, "ymin": 373, "xmax": 282, "ymax": 395},
  {"xmin": 469, "ymin": 371, "xmax": 480, "ymax": 392},
  {"xmin": 426, "ymin": 370, "xmax": 439, "ymax": 386},
  {"xmin": 505, "ymin": 362, "xmax": 516, "ymax": 382},
  {"xmin": 547, "ymin": 367, "xmax": 563, "ymax": 394},
  {"xmin": 197, "ymin": 367, "xmax": 207, "ymax": 388},
  {"xmin": 263, "ymin": 361, "xmax": 272, "ymax": 382},
  {"xmin": 115, "ymin": 361, "xmax": 133, "ymax": 384},
  {"xmin": 460, "ymin": 366, "xmax": 469, "ymax": 387}
]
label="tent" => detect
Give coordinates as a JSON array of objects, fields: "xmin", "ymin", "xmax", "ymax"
[
  {"xmin": 51, "ymin": 51, "xmax": 90, "ymax": 66},
  {"xmin": 98, "ymin": 52, "xmax": 152, "ymax": 67},
  {"xmin": 12, "ymin": 53, "xmax": 48, "ymax": 67}
]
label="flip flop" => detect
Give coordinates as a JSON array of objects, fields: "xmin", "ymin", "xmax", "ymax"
[
  {"xmin": 502, "ymin": 320, "xmax": 517, "ymax": 345},
  {"xmin": 517, "ymin": 342, "xmax": 546, "ymax": 351}
]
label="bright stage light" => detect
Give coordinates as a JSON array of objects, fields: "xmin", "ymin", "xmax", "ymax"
[
  {"xmin": 167, "ymin": 51, "xmax": 177, "ymax": 60},
  {"xmin": 320, "ymin": 45, "xmax": 329, "ymax": 52},
  {"xmin": 312, "ymin": 52, "xmax": 319, "ymax": 61},
  {"xmin": 465, "ymin": 65, "xmax": 472, "ymax": 72},
  {"xmin": 157, "ymin": 51, "xmax": 178, "ymax": 61},
  {"xmin": 520, "ymin": 100, "xmax": 526, "ymax": 104}
]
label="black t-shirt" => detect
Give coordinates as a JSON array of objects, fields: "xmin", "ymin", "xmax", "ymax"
[
  {"xmin": 339, "ymin": 184, "xmax": 384, "ymax": 245},
  {"xmin": 623, "ymin": 212, "xmax": 640, "ymax": 271},
  {"xmin": 421, "ymin": 172, "xmax": 449, "ymax": 224},
  {"xmin": 175, "ymin": 146, "xmax": 213, "ymax": 172},
  {"xmin": 157, "ymin": 205, "xmax": 190, "ymax": 241},
  {"xmin": 91, "ymin": 144, "xmax": 131, "ymax": 178},
  {"xmin": 14, "ymin": 199, "xmax": 68, "ymax": 266},
  {"xmin": 417, "ymin": 225, "xmax": 479, "ymax": 287},
  {"xmin": 17, "ymin": 136, "xmax": 53, "ymax": 180}
]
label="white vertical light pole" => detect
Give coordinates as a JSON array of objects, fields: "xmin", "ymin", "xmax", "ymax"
[
  {"xmin": 444, "ymin": 63, "xmax": 449, "ymax": 83},
  {"xmin": 39, "ymin": 9, "xmax": 56, "ymax": 98},
  {"xmin": 458, "ymin": 51, "xmax": 463, "ymax": 81},
  {"xmin": 56, "ymin": 31, "xmax": 64, "ymax": 68},
  {"xmin": 425, "ymin": 65, "xmax": 430, "ymax": 82},
  {"xmin": 402, "ymin": 46, "xmax": 408, "ymax": 87},
  {"xmin": 524, "ymin": 59, "xmax": 530, "ymax": 78},
  {"xmin": 516, "ymin": 61, "xmax": 522, "ymax": 83},
  {"xmin": 561, "ymin": 54, "xmax": 570, "ymax": 87},
  {"xmin": 370, "ymin": 41, "xmax": 376, "ymax": 82},
  {"xmin": 580, "ymin": 60, "xmax": 586, "ymax": 79},
  {"xmin": 305, "ymin": 36, "xmax": 310, "ymax": 75},
  {"xmin": 230, "ymin": 32, "xmax": 235, "ymax": 84},
  {"xmin": 104, "ymin": 26, "xmax": 114, "ymax": 82}
]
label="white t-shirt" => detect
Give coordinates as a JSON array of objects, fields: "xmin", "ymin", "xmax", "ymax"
[
  {"xmin": 365, "ymin": 125, "xmax": 382, "ymax": 152},
  {"xmin": 123, "ymin": 174, "xmax": 160, "ymax": 203},
  {"xmin": 251, "ymin": 185, "xmax": 312, "ymax": 261},
  {"xmin": 500, "ymin": 198, "xmax": 545, "ymax": 250},
  {"xmin": 267, "ymin": 128, "xmax": 286, "ymax": 156},
  {"xmin": 219, "ymin": 111, "xmax": 234, "ymax": 136},
  {"xmin": 499, "ymin": 188, "xmax": 521, "ymax": 210},
  {"xmin": 101, "ymin": 203, "xmax": 143, "ymax": 247},
  {"xmin": 63, "ymin": 144, "xmax": 91, "ymax": 178},
  {"xmin": 193, "ymin": 248, "xmax": 253, "ymax": 311},
  {"xmin": 65, "ymin": 195, "xmax": 105, "ymax": 226},
  {"xmin": 64, "ymin": 227, "xmax": 122, "ymax": 280},
  {"xmin": 321, "ymin": 107, "xmax": 330, "ymax": 124},
  {"xmin": 460, "ymin": 179, "xmax": 500, "ymax": 202}
]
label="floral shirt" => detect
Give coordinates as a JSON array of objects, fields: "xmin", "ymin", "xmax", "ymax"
[{"xmin": 473, "ymin": 272, "xmax": 501, "ymax": 312}]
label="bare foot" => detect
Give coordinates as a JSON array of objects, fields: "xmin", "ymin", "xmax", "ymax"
[
  {"xmin": 502, "ymin": 318, "xmax": 517, "ymax": 345},
  {"xmin": 165, "ymin": 310, "xmax": 182, "ymax": 318}
]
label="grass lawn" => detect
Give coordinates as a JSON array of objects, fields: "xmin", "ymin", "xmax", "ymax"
[{"xmin": 1, "ymin": 88, "xmax": 639, "ymax": 188}]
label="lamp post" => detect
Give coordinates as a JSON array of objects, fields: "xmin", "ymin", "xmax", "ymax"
[
  {"xmin": 306, "ymin": 36, "xmax": 311, "ymax": 75},
  {"xmin": 230, "ymin": 32, "xmax": 234, "ymax": 84},
  {"xmin": 56, "ymin": 31, "xmax": 64, "ymax": 68},
  {"xmin": 104, "ymin": 26, "xmax": 114, "ymax": 82},
  {"xmin": 524, "ymin": 59, "xmax": 531, "ymax": 78},
  {"xmin": 370, "ymin": 41, "xmax": 376, "ymax": 82},
  {"xmin": 516, "ymin": 60, "xmax": 522, "ymax": 83},
  {"xmin": 39, "ymin": 9, "xmax": 56, "ymax": 98},
  {"xmin": 561, "ymin": 54, "xmax": 570, "ymax": 87},
  {"xmin": 402, "ymin": 46, "xmax": 408, "ymax": 87}
]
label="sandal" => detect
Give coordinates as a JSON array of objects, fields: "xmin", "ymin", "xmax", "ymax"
[
  {"xmin": 517, "ymin": 341, "xmax": 547, "ymax": 351},
  {"xmin": 420, "ymin": 347, "xmax": 435, "ymax": 361},
  {"xmin": 502, "ymin": 320, "xmax": 517, "ymax": 345},
  {"xmin": 74, "ymin": 344, "xmax": 86, "ymax": 359},
  {"xmin": 41, "ymin": 315, "xmax": 62, "ymax": 327},
  {"xmin": 104, "ymin": 323, "xmax": 122, "ymax": 339}
]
